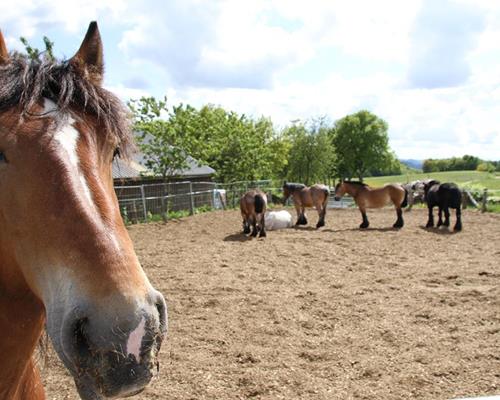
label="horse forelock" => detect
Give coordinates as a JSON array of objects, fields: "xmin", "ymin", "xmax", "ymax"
[{"xmin": 0, "ymin": 54, "xmax": 134, "ymax": 157}]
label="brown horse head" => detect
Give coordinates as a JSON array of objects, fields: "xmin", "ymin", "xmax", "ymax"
[
  {"xmin": 334, "ymin": 180, "xmax": 346, "ymax": 200},
  {"xmin": 0, "ymin": 23, "xmax": 166, "ymax": 399}
]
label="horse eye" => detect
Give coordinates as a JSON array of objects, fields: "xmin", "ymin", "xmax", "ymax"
[
  {"xmin": 112, "ymin": 147, "xmax": 121, "ymax": 160},
  {"xmin": 0, "ymin": 152, "xmax": 7, "ymax": 163}
]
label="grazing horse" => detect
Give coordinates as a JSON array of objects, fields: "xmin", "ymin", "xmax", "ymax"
[
  {"xmin": 282, "ymin": 182, "xmax": 329, "ymax": 228},
  {"xmin": 0, "ymin": 23, "xmax": 167, "ymax": 400},
  {"xmin": 334, "ymin": 181, "xmax": 408, "ymax": 229},
  {"xmin": 424, "ymin": 180, "xmax": 462, "ymax": 231},
  {"xmin": 240, "ymin": 190, "xmax": 267, "ymax": 237}
]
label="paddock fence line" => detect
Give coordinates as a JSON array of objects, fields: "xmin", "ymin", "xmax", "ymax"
[{"xmin": 114, "ymin": 180, "xmax": 355, "ymax": 223}]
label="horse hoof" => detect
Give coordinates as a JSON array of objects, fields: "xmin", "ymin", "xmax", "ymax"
[
  {"xmin": 316, "ymin": 221, "xmax": 325, "ymax": 228},
  {"xmin": 426, "ymin": 222, "xmax": 433, "ymax": 228},
  {"xmin": 454, "ymin": 225, "xmax": 462, "ymax": 232},
  {"xmin": 437, "ymin": 221, "xmax": 443, "ymax": 227},
  {"xmin": 393, "ymin": 223, "xmax": 403, "ymax": 229},
  {"xmin": 251, "ymin": 231, "xmax": 258, "ymax": 237},
  {"xmin": 243, "ymin": 228, "xmax": 251, "ymax": 234},
  {"xmin": 360, "ymin": 223, "xmax": 369, "ymax": 229},
  {"xmin": 259, "ymin": 231, "xmax": 267, "ymax": 238}
]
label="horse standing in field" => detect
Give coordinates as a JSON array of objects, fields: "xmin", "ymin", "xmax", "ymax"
[
  {"xmin": 424, "ymin": 180, "xmax": 462, "ymax": 231},
  {"xmin": 334, "ymin": 181, "xmax": 408, "ymax": 229},
  {"xmin": 0, "ymin": 23, "xmax": 167, "ymax": 400},
  {"xmin": 240, "ymin": 190, "xmax": 267, "ymax": 237},
  {"xmin": 282, "ymin": 182, "xmax": 330, "ymax": 228}
]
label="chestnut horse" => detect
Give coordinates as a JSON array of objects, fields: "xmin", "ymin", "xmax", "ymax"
[
  {"xmin": 240, "ymin": 190, "xmax": 267, "ymax": 237},
  {"xmin": 282, "ymin": 182, "xmax": 329, "ymax": 228},
  {"xmin": 334, "ymin": 181, "xmax": 408, "ymax": 229},
  {"xmin": 0, "ymin": 23, "xmax": 167, "ymax": 399}
]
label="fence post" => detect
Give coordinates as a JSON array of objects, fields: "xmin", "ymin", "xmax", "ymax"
[
  {"xmin": 189, "ymin": 182, "xmax": 195, "ymax": 215},
  {"xmin": 140, "ymin": 185, "xmax": 148, "ymax": 222},
  {"xmin": 481, "ymin": 189, "xmax": 488, "ymax": 213},
  {"xmin": 160, "ymin": 183, "xmax": 167, "ymax": 222}
]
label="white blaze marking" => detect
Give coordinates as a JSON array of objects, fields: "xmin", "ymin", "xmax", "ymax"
[
  {"xmin": 127, "ymin": 317, "xmax": 146, "ymax": 362},
  {"xmin": 48, "ymin": 99, "xmax": 94, "ymax": 206}
]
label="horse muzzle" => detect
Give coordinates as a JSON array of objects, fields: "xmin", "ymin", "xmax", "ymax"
[{"xmin": 48, "ymin": 289, "xmax": 167, "ymax": 400}]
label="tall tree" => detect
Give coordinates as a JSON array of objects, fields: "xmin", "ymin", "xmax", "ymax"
[
  {"xmin": 331, "ymin": 110, "xmax": 393, "ymax": 181},
  {"xmin": 128, "ymin": 97, "xmax": 191, "ymax": 181},
  {"xmin": 285, "ymin": 120, "xmax": 335, "ymax": 185}
]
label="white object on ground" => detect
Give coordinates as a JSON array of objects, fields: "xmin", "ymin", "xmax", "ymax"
[{"xmin": 264, "ymin": 210, "xmax": 293, "ymax": 230}]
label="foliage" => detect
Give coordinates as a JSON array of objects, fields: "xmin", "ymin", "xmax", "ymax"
[
  {"xmin": 19, "ymin": 36, "xmax": 55, "ymax": 61},
  {"xmin": 137, "ymin": 101, "xmax": 287, "ymax": 183},
  {"xmin": 284, "ymin": 119, "xmax": 335, "ymax": 185},
  {"xmin": 476, "ymin": 162, "xmax": 495, "ymax": 173},
  {"xmin": 129, "ymin": 97, "xmax": 191, "ymax": 180},
  {"xmin": 422, "ymin": 155, "xmax": 481, "ymax": 173},
  {"xmin": 331, "ymin": 110, "xmax": 393, "ymax": 181}
]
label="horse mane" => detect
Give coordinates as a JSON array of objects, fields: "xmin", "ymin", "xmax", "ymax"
[
  {"xmin": 344, "ymin": 180, "xmax": 368, "ymax": 187},
  {"xmin": 284, "ymin": 182, "xmax": 306, "ymax": 191},
  {"xmin": 0, "ymin": 53, "xmax": 133, "ymax": 156}
]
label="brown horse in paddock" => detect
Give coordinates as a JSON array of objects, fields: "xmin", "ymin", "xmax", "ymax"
[
  {"xmin": 0, "ymin": 23, "xmax": 167, "ymax": 400},
  {"xmin": 283, "ymin": 182, "xmax": 329, "ymax": 228},
  {"xmin": 334, "ymin": 181, "xmax": 408, "ymax": 229},
  {"xmin": 240, "ymin": 190, "xmax": 267, "ymax": 237}
]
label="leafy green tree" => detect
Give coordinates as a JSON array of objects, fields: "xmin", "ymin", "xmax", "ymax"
[
  {"xmin": 331, "ymin": 110, "xmax": 393, "ymax": 181},
  {"xmin": 128, "ymin": 97, "xmax": 191, "ymax": 181},
  {"xmin": 285, "ymin": 120, "xmax": 335, "ymax": 185}
]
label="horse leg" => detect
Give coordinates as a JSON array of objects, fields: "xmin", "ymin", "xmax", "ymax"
[
  {"xmin": 316, "ymin": 205, "xmax": 325, "ymax": 228},
  {"xmin": 242, "ymin": 217, "xmax": 251, "ymax": 234},
  {"xmin": 454, "ymin": 206, "xmax": 462, "ymax": 232},
  {"xmin": 426, "ymin": 205, "xmax": 434, "ymax": 228},
  {"xmin": 443, "ymin": 206, "xmax": 450, "ymax": 227},
  {"xmin": 393, "ymin": 207, "xmax": 404, "ymax": 228},
  {"xmin": 250, "ymin": 215, "xmax": 258, "ymax": 237},
  {"xmin": 437, "ymin": 207, "xmax": 444, "ymax": 227},
  {"xmin": 259, "ymin": 213, "xmax": 267, "ymax": 237},
  {"xmin": 300, "ymin": 207, "xmax": 308, "ymax": 225},
  {"xmin": 359, "ymin": 207, "xmax": 369, "ymax": 229}
]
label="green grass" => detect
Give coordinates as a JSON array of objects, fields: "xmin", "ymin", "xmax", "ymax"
[{"xmin": 364, "ymin": 170, "xmax": 500, "ymax": 191}]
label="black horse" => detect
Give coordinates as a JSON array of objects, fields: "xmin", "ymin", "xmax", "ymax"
[{"xmin": 424, "ymin": 180, "xmax": 462, "ymax": 231}]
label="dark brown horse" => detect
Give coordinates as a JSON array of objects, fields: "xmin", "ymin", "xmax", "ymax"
[
  {"xmin": 334, "ymin": 181, "xmax": 408, "ymax": 229},
  {"xmin": 0, "ymin": 23, "xmax": 166, "ymax": 400},
  {"xmin": 283, "ymin": 182, "xmax": 329, "ymax": 228},
  {"xmin": 240, "ymin": 190, "xmax": 267, "ymax": 237}
]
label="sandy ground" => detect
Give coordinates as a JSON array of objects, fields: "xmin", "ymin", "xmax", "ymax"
[{"xmin": 42, "ymin": 207, "xmax": 500, "ymax": 400}]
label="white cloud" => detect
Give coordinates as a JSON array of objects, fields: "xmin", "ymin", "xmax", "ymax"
[{"xmin": 2, "ymin": 0, "xmax": 500, "ymax": 160}]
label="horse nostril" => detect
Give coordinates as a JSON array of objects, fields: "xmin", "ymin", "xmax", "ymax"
[
  {"xmin": 73, "ymin": 317, "xmax": 91, "ymax": 360},
  {"xmin": 155, "ymin": 296, "xmax": 167, "ymax": 334}
]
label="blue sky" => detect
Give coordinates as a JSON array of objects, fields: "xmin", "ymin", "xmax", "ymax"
[{"xmin": 1, "ymin": 0, "xmax": 499, "ymax": 160}]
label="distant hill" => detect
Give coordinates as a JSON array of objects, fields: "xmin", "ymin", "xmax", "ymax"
[{"xmin": 400, "ymin": 159, "xmax": 423, "ymax": 170}]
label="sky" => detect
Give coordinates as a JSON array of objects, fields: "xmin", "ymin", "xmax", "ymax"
[{"xmin": 1, "ymin": 0, "xmax": 499, "ymax": 160}]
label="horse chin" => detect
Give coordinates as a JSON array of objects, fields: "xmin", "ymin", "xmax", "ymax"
[{"xmin": 75, "ymin": 374, "xmax": 148, "ymax": 400}]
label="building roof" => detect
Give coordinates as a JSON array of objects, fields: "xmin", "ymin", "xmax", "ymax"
[{"xmin": 112, "ymin": 153, "xmax": 215, "ymax": 180}]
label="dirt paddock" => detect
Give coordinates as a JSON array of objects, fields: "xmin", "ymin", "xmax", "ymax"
[{"xmin": 43, "ymin": 208, "xmax": 500, "ymax": 400}]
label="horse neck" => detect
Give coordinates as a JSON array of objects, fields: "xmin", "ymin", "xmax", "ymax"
[
  {"xmin": 0, "ymin": 259, "xmax": 46, "ymax": 399},
  {"xmin": 344, "ymin": 183, "xmax": 362, "ymax": 198}
]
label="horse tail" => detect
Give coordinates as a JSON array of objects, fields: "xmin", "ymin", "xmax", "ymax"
[
  {"xmin": 400, "ymin": 187, "xmax": 409, "ymax": 208},
  {"xmin": 322, "ymin": 187, "xmax": 330, "ymax": 208},
  {"xmin": 254, "ymin": 194, "xmax": 265, "ymax": 214}
]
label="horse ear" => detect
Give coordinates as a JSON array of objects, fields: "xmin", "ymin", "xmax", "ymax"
[
  {"xmin": 0, "ymin": 30, "xmax": 9, "ymax": 64},
  {"xmin": 70, "ymin": 21, "xmax": 104, "ymax": 85}
]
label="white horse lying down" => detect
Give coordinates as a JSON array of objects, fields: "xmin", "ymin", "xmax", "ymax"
[{"xmin": 264, "ymin": 210, "xmax": 293, "ymax": 230}]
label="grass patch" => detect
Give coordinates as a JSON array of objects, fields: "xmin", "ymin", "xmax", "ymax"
[{"xmin": 364, "ymin": 171, "xmax": 500, "ymax": 190}]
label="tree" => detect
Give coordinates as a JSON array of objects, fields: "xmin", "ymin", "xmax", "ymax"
[
  {"xmin": 285, "ymin": 119, "xmax": 335, "ymax": 185},
  {"xmin": 128, "ymin": 97, "xmax": 191, "ymax": 181},
  {"xmin": 19, "ymin": 36, "xmax": 54, "ymax": 61},
  {"xmin": 331, "ymin": 110, "xmax": 393, "ymax": 181}
]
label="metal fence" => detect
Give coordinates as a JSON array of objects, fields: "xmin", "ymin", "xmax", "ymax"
[{"xmin": 114, "ymin": 180, "xmax": 355, "ymax": 223}]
